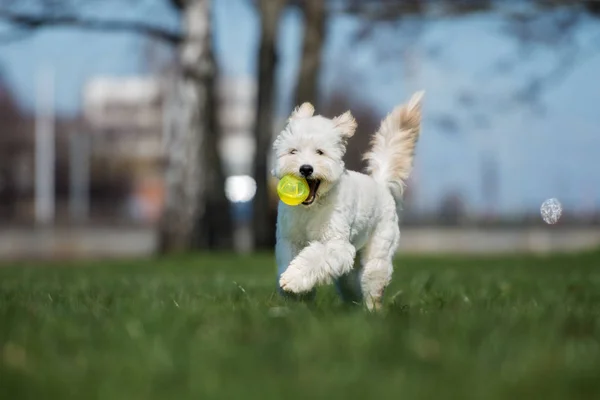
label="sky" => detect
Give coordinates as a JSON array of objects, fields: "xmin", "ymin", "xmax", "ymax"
[{"xmin": 1, "ymin": 0, "xmax": 599, "ymax": 216}]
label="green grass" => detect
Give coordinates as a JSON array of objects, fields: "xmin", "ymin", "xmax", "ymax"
[{"xmin": 1, "ymin": 250, "xmax": 600, "ymax": 400}]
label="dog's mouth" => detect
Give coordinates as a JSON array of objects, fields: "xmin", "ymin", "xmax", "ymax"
[{"xmin": 302, "ymin": 179, "xmax": 321, "ymax": 206}]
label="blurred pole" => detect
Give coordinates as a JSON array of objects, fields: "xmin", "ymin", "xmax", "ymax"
[
  {"xmin": 34, "ymin": 66, "xmax": 55, "ymax": 226},
  {"xmin": 69, "ymin": 132, "xmax": 90, "ymax": 222}
]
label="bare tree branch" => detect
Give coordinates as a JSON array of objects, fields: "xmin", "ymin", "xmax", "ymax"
[
  {"xmin": 0, "ymin": 28, "xmax": 34, "ymax": 44},
  {"xmin": 328, "ymin": 0, "xmax": 493, "ymax": 20},
  {"xmin": 0, "ymin": 9, "xmax": 183, "ymax": 44},
  {"xmin": 328, "ymin": 0, "xmax": 600, "ymax": 22},
  {"xmin": 331, "ymin": 0, "xmax": 600, "ymax": 133}
]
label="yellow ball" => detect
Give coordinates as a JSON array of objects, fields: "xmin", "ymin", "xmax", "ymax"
[{"xmin": 277, "ymin": 175, "xmax": 310, "ymax": 206}]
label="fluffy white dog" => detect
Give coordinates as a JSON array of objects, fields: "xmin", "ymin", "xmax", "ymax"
[{"xmin": 272, "ymin": 91, "xmax": 424, "ymax": 311}]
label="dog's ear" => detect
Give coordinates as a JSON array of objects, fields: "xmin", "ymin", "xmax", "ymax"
[
  {"xmin": 332, "ymin": 111, "xmax": 357, "ymax": 139},
  {"xmin": 289, "ymin": 102, "xmax": 315, "ymax": 120}
]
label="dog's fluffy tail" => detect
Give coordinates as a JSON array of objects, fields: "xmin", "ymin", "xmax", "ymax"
[{"xmin": 363, "ymin": 91, "xmax": 424, "ymax": 201}]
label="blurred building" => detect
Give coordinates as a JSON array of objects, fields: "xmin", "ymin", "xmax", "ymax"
[
  {"xmin": 218, "ymin": 76, "xmax": 256, "ymax": 178},
  {"xmin": 83, "ymin": 76, "xmax": 165, "ymax": 223},
  {"xmin": 84, "ymin": 76, "xmax": 164, "ymax": 160},
  {"xmin": 81, "ymin": 75, "xmax": 260, "ymax": 225},
  {"xmin": 0, "ymin": 74, "xmax": 34, "ymax": 223}
]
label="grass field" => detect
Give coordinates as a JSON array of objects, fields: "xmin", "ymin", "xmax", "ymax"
[{"xmin": 1, "ymin": 250, "xmax": 600, "ymax": 400}]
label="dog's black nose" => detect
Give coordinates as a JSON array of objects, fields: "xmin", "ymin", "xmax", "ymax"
[{"xmin": 299, "ymin": 164, "xmax": 314, "ymax": 177}]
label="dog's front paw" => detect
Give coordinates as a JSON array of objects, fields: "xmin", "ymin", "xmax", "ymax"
[{"xmin": 279, "ymin": 263, "xmax": 315, "ymax": 294}]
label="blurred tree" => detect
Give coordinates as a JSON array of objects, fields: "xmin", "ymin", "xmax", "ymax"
[
  {"xmin": 320, "ymin": 86, "xmax": 380, "ymax": 172},
  {"xmin": 251, "ymin": 0, "xmax": 325, "ymax": 250},
  {"xmin": 0, "ymin": 0, "xmax": 232, "ymax": 252},
  {"xmin": 160, "ymin": 0, "xmax": 232, "ymax": 252},
  {"xmin": 0, "ymin": 66, "xmax": 30, "ymax": 222},
  {"xmin": 252, "ymin": 0, "xmax": 287, "ymax": 250},
  {"xmin": 438, "ymin": 190, "xmax": 466, "ymax": 226},
  {"xmin": 292, "ymin": 0, "xmax": 327, "ymax": 107},
  {"xmin": 330, "ymin": 0, "xmax": 600, "ymax": 129}
]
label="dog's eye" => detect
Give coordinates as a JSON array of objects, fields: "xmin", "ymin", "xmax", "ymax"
[
  {"xmin": 316, "ymin": 149, "xmax": 324, "ymax": 156},
  {"xmin": 289, "ymin": 149, "xmax": 297, "ymax": 155}
]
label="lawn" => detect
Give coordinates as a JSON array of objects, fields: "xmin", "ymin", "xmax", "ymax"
[{"xmin": 1, "ymin": 250, "xmax": 600, "ymax": 400}]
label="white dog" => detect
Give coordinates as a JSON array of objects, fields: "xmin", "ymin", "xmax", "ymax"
[{"xmin": 272, "ymin": 91, "xmax": 424, "ymax": 311}]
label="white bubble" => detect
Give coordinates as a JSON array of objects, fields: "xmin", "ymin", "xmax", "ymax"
[{"xmin": 540, "ymin": 198, "xmax": 562, "ymax": 224}]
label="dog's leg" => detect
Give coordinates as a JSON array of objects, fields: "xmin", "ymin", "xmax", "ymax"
[
  {"xmin": 335, "ymin": 257, "xmax": 363, "ymax": 305},
  {"xmin": 360, "ymin": 225, "xmax": 400, "ymax": 311},
  {"xmin": 276, "ymin": 239, "xmax": 316, "ymax": 301},
  {"xmin": 279, "ymin": 240, "xmax": 356, "ymax": 294},
  {"xmin": 360, "ymin": 257, "xmax": 393, "ymax": 311}
]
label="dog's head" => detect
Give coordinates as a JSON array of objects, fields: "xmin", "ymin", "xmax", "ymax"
[{"xmin": 271, "ymin": 103, "xmax": 357, "ymax": 206}]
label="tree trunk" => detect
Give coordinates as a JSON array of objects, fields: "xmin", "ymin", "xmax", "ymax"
[
  {"xmin": 159, "ymin": 0, "xmax": 232, "ymax": 252},
  {"xmin": 252, "ymin": 0, "xmax": 287, "ymax": 250},
  {"xmin": 196, "ymin": 60, "xmax": 233, "ymax": 250},
  {"xmin": 293, "ymin": 0, "xmax": 327, "ymax": 108}
]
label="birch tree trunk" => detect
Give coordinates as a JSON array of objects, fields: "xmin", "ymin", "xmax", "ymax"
[
  {"xmin": 293, "ymin": 0, "xmax": 326, "ymax": 107},
  {"xmin": 160, "ymin": 0, "xmax": 231, "ymax": 252},
  {"xmin": 252, "ymin": 0, "xmax": 287, "ymax": 250}
]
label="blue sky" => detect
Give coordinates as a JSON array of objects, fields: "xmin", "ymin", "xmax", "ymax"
[{"xmin": 1, "ymin": 0, "xmax": 599, "ymax": 216}]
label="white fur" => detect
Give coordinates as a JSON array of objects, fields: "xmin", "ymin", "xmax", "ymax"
[{"xmin": 272, "ymin": 92, "xmax": 424, "ymax": 311}]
